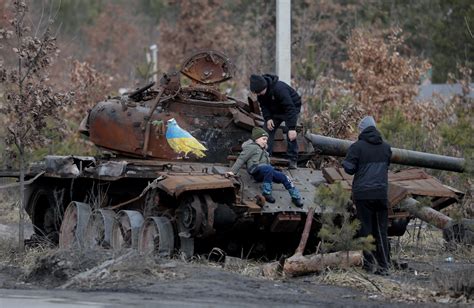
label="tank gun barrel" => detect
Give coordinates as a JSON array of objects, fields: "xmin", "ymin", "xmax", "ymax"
[{"xmin": 305, "ymin": 133, "xmax": 465, "ymax": 173}]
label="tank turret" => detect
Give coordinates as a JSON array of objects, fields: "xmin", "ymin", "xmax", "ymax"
[{"xmin": 79, "ymin": 50, "xmax": 313, "ymax": 164}]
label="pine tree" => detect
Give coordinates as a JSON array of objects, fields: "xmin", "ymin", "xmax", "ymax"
[{"xmin": 315, "ymin": 182, "xmax": 375, "ymax": 263}]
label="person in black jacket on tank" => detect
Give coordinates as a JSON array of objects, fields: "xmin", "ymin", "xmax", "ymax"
[
  {"xmin": 249, "ymin": 74, "xmax": 301, "ymax": 169},
  {"xmin": 343, "ymin": 116, "xmax": 392, "ymax": 275}
]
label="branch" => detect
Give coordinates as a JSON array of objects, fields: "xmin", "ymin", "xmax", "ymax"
[
  {"xmin": 19, "ymin": 125, "xmax": 31, "ymax": 142},
  {"xmin": 0, "ymin": 171, "xmax": 45, "ymax": 190},
  {"xmin": 34, "ymin": 1, "xmax": 45, "ymax": 37},
  {"xmin": 7, "ymin": 125, "xmax": 22, "ymax": 155},
  {"xmin": 465, "ymin": 16, "xmax": 474, "ymax": 39},
  {"xmin": 19, "ymin": 35, "xmax": 48, "ymax": 84}
]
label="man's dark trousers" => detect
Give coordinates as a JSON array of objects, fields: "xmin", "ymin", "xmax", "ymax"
[
  {"xmin": 355, "ymin": 199, "xmax": 390, "ymax": 271},
  {"xmin": 265, "ymin": 118, "xmax": 298, "ymax": 162}
]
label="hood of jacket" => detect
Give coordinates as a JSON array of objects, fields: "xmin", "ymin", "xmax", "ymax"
[
  {"xmin": 262, "ymin": 74, "xmax": 279, "ymax": 89},
  {"xmin": 358, "ymin": 126, "xmax": 383, "ymax": 145},
  {"xmin": 242, "ymin": 139, "xmax": 262, "ymax": 150}
]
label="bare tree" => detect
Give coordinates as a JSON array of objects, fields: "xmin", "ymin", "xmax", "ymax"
[{"xmin": 0, "ymin": 1, "xmax": 73, "ymax": 251}]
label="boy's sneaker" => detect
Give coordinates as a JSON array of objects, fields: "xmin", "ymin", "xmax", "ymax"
[
  {"xmin": 263, "ymin": 194, "xmax": 276, "ymax": 203},
  {"xmin": 292, "ymin": 197, "xmax": 304, "ymax": 208}
]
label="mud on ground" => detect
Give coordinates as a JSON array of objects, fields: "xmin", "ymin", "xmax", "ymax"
[
  {"xmin": 0, "ymin": 190, "xmax": 472, "ymax": 306},
  {"xmin": 0, "ymin": 237, "xmax": 472, "ymax": 307}
]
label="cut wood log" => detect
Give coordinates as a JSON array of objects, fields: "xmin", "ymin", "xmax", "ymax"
[{"xmin": 283, "ymin": 250, "xmax": 363, "ymax": 277}]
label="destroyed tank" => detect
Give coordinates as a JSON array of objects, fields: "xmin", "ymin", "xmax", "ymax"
[{"xmin": 2, "ymin": 50, "xmax": 467, "ymax": 257}]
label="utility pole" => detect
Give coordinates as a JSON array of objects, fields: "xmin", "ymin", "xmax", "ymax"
[
  {"xmin": 149, "ymin": 44, "xmax": 158, "ymax": 83},
  {"xmin": 276, "ymin": 0, "xmax": 291, "ymax": 85}
]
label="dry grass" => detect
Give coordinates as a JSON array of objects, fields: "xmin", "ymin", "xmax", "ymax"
[
  {"xmin": 0, "ymin": 237, "xmax": 54, "ymax": 268},
  {"xmin": 0, "ymin": 187, "xmax": 20, "ymax": 224},
  {"xmin": 313, "ymin": 268, "xmax": 470, "ymax": 304},
  {"xmin": 392, "ymin": 221, "xmax": 473, "ymax": 263},
  {"xmin": 308, "ymin": 222, "xmax": 473, "ymax": 304}
]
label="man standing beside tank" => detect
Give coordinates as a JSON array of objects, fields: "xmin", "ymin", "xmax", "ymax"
[
  {"xmin": 342, "ymin": 116, "xmax": 392, "ymax": 275},
  {"xmin": 249, "ymin": 74, "xmax": 301, "ymax": 169}
]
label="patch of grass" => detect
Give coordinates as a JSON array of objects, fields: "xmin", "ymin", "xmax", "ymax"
[
  {"xmin": 0, "ymin": 188, "xmax": 20, "ymax": 224},
  {"xmin": 392, "ymin": 221, "xmax": 473, "ymax": 263}
]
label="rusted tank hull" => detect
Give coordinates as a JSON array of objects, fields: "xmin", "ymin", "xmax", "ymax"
[{"xmin": 87, "ymin": 99, "xmax": 250, "ymax": 163}]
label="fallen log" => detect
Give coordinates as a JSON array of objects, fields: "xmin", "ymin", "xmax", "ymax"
[
  {"xmin": 283, "ymin": 250, "xmax": 363, "ymax": 277},
  {"xmin": 284, "ymin": 207, "xmax": 363, "ymax": 277}
]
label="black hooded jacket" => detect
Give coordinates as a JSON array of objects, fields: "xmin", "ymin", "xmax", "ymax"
[
  {"xmin": 342, "ymin": 126, "xmax": 392, "ymax": 200},
  {"xmin": 257, "ymin": 74, "xmax": 302, "ymax": 130}
]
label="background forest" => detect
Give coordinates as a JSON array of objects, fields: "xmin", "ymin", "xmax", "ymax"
[{"xmin": 0, "ymin": 0, "xmax": 472, "ymax": 198}]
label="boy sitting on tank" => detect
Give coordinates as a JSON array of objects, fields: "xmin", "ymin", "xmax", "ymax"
[{"xmin": 226, "ymin": 127, "xmax": 303, "ymax": 208}]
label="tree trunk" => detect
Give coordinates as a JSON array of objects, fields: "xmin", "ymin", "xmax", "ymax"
[
  {"xmin": 294, "ymin": 207, "xmax": 315, "ymax": 255},
  {"xmin": 283, "ymin": 250, "xmax": 363, "ymax": 277},
  {"xmin": 18, "ymin": 150, "xmax": 25, "ymax": 252}
]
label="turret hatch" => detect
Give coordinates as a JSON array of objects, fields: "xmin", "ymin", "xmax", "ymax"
[{"xmin": 180, "ymin": 50, "xmax": 235, "ymax": 85}]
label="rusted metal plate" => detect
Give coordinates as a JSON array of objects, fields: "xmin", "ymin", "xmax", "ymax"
[
  {"xmin": 322, "ymin": 168, "xmax": 342, "ymax": 183},
  {"xmin": 237, "ymin": 201, "xmax": 262, "ymax": 214},
  {"xmin": 388, "ymin": 178, "xmax": 457, "ymax": 206},
  {"xmin": 322, "ymin": 167, "xmax": 354, "ymax": 183},
  {"xmin": 340, "ymin": 170, "xmax": 353, "ymax": 181},
  {"xmin": 157, "ymin": 174, "xmax": 234, "ymax": 197},
  {"xmin": 388, "ymin": 168, "xmax": 430, "ymax": 181},
  {"xmin": 431, "ymin": 197, "xmax": 458, "ymax": 211},
  {"xmin": 247, "ymin": 97, "xmax": 261, "ymax": 116},
  {"xmin": 394, "ymin": 178, "xmax": 456, "ymax": 197},
  {"xmin": 322, "ymin": 167, "xmax": 459, "ymax": 209},
  {"xmin": 271, "ymin": 134, "xmax": 313, "ymax": 155},
  {"xmin": 180, "ymin": 50, "xmax": 234, "ymax": 85},
  {"xmin": 270, "ymin": 213, "xmax": 302, "ymax": 232},
  {"xmin": 179, "ymin": 86, "xmax": 227, "ymax": 101},
  {"xmin": 230, "ymin": 108, "xmax": 255, "ymax": 129}
]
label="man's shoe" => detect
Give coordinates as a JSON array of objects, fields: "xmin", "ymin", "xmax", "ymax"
[
  {"xmin": 292, "ymin": 197, "xmax": 304, "ymax": 208},
  {"xmin": 288, "ymin": 160, "xmax": 297, "ymax": 169},
  {"xmin": 263, "ymin": 194, "xmax": 276, "ymax": 203}
]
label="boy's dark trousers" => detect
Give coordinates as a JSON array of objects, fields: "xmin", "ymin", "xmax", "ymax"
[{"xmin": 250, "ymin": 164, "xmax": 293, "ymax": 189}]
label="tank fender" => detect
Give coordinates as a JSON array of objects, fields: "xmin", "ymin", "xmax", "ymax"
[{"xmin": 157, "ymin": 174, "xmax": 234, "ymax": 197}]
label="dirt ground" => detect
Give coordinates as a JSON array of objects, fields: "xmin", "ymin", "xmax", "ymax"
[
  {"xmin": 0, "ymin": 220, "xmax": 472, "ymax": 307},
  {"xmin": 0, "ymin": 184, "xmax": 472, "ymax": 307}
]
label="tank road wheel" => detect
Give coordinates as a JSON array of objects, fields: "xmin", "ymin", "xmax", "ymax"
[
  {"xmin": 59, "ymin": 202, "xmax": 92, "ymax": 249},
  {"xmin": 177, "ymin": 224, "xmax": 194, "ymax": 259},
  {"xmin": 84, "ymin": 209, "xmax": 116, "ymax": 249},
  {"xmin": 138, "ymin": 216, "xmax": 175, "ymax": 256},
  {"xmin": 176, "ymin": 195, "xmax": 203, "ymax": 259},
  {"xmin": 111, "ymin": 210, "xmax": 144, "ymax": 249}
]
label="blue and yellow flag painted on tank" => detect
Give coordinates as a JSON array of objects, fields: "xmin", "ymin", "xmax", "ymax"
[{"xmin": 166, "ymin": 118, "xmax": 207, "ymax": 158}]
